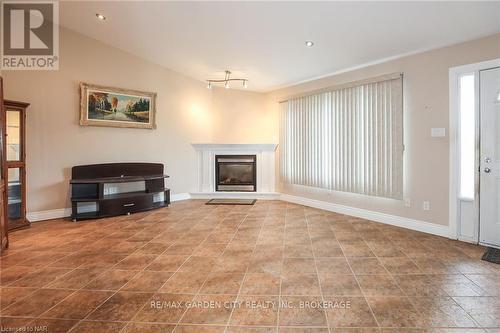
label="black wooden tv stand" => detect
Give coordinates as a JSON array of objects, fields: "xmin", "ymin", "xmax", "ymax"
[{"xmin": 70, "ymin": 163, "xmax": 170, "ymax": 221}]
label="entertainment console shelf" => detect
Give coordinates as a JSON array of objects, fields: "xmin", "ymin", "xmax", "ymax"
[{"xmin": 70, "ymin": 163, "xmax": 170, "ymax": 221}]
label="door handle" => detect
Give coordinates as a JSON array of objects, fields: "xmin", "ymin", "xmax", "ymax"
[
  {"xmin": 484, "ymin": 167, "xmax": 491, "ymax": 173},
  {"xmin": 123, "ymin": 203, "xmax": 135, "ymax": 207}
]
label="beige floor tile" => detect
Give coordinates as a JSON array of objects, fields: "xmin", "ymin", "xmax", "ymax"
[
  {"xmin": 200, "ymin": 272, "xmax": 245, "ymax": 295},
  {"xmin": 230, "ymin": 295, "xmax": 279, "ymax": 326},
  {"xmin": 379, "ymin": 258, "xmax": 421, "ymax": 274},
  {"xmin": 114, "ymin": 253, "xmax": 159, "ymax": 270},
  {"xmin": 40, "ymin": 290, "xmax": 113, "ymax": 319},
  {"xmin": 340, "ymin": 240, "xmax": 376, "ymax": 257},
  {"xmin": 160, "ymin": 271, "xmax": 207, "ymax": 294},
  {"xmin": 83, "ymin": 269, "xmax": 138, "ymax": 290},
  {"xmin": 133, "ymin": 293, "xmax": 193, "ymax": 324},
  {"xmin": 122, "ymin": 322, "xmax": 176, "ymax": 332},
  {"xmin": 180, "ymin": 294, "xmax": 236, "ymax": 325},
  {"xmin": 87, "ymin": 291, "xmax": 153, "ymax": 321},
  {"xmin": 356, "ymin": 275, "xmax": 404, "ymax": 296},
  {"xmin": 174, "ymin": 325, "xmax": 226, "ymax": 333},
  {"xmin": 146, "ymin": 255, "xmax": 189, "ymax": 272},
  {"xmin": 123, "ymin": 271, "xmax": 174, "ymax": 292},
  {"xmin": 348, "ymin": 258, "xmax": 388, "ymax": 275},
  {"xmin": 3, "ymin": 200, "xmax": 495, "ymax": 331},
  {"xmin": 2, "ymin": 288, "xmax": 73, "ymax": 317},
  {"xmin": 409, "ymin": 297, "xmax": 478, "ymax": 328},
  {"xmin": 279, "ymin": 296, "xmax": 328, "ymax": 327},
  {"xmin": 240, "ymin": 273, "xmax": 281, "ymax": 295},
  {"xmin": 366, "ymin": 296, "xmax": 423, "ymax": 328},
  {"xmin": 27, "ymin": 318, "xmax": 78, "ymax": 333},
  {"xmin": 69, "ymin": 320, "xmax": 127, "ymax": 333},
  {"xmin": 324, "ymin": 296, "xmax": 378, "ymax": 328},
  {"xmin": 452, "ymin": 296, "xmax": 500, "ymax": 327},
  {"xmin": 0, "ymin": 287, "xmax": 36, "ymax": 309},
  {"xmin": 320, "ymin": 274, "xmax": 363, "ymax": 296},
  {"xmin": 281, "ymin": 273, "xmax": 321, "ymax": 296}
]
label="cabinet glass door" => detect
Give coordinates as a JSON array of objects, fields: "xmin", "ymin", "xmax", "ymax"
[
  {"xmin": 7, "ymin": 167, "xmax": 23, "ymax": 221},
  {"xmin": 6, "ymin": 110, "xmax": 21, "ymax": 161}
]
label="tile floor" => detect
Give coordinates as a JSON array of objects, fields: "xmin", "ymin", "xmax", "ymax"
[{"xmin": 0, "ymin": 200, "xmax": 499, "ymax": 333}]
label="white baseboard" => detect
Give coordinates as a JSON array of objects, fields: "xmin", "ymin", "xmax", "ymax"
[
  {"xmin": 26, "ymin": 192, "xmax": 450, "ymax": 239},
  {"xmin": 27, "ymin": 208, "xmax": 71, "ymax": 222},
  {"xmin": 190, "ymin": 192, "xmax": 281, "ymax": 200},
  {"xmin": 171, "ymin": 193, "xmax": 191, "ymax": 201},
  {"xmin": 280, "ymin": 194, "xmax": 451, "ymax": 238},
  {"xmin": 27, "ymin": 192, "xmax": 192, "ymax": 222}
]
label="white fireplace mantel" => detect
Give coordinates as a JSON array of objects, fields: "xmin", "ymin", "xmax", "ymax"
[
  {"xmin": 192, "ymin": 143, "xmax": 278, "ymax": 151},
  {"xmin": 191, "ymin": 143, "xmax": 279, "ymax": 199}
]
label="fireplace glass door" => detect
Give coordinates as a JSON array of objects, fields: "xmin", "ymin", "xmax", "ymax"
[{"xmin": 216, "ymin": 155, "xmax": 256, "ymax": 192}]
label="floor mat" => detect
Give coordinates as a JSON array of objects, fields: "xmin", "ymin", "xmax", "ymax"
[
  {"xmin": 482, "ymin": 247, "xmax": 500, "ymax": 265},
  {"xmin": 206, "ymin": 199, "xmax": 256, "ymax": 205}
]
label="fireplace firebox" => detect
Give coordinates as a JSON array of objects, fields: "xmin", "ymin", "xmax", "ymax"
[{"xmin": 215, "ymin": 155, "xmax": 256, "ymax": 192}]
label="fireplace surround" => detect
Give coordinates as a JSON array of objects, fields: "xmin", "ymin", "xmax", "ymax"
[
  {"xmin": 215, "ymin": 155, "xmax": 256, "ymax": 192},
  {"xmin": 191, "ymin": 143, "xmax": 278, "ymax": 199}
]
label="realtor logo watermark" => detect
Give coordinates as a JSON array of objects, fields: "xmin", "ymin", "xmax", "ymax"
[{"xmin": 1, "ymin": 1, "xmax": 59, "ymax": 70}]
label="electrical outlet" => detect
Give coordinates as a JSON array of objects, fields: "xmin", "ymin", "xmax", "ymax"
[
  {"xmin": 431, "ymin": 128, "xmax": 446, "ymax": 138},
  {"xmin": 423, "ymin": 201, "xmax": 430, "ymax": 211},
  {"xmin": 404, "ymin": 198, "xmax": 411, "ymax": 207}
]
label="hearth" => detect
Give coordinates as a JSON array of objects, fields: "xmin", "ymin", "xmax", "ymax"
[{"xmin": 215, "ymin": 155, "xmax": 256, "ymax": 192}]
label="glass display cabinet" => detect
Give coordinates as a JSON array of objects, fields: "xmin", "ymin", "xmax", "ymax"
[
  {"xmin": 4, "ymin": 100, "xmax": 29, "ymax": 230},
  {"xmin": 0, "ymin": 77, "xmax": 7, "ymax": 251}
]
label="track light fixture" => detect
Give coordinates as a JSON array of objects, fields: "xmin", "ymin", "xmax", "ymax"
[{"xmin": 207, "ymin": 70, "xmax": 248, "ymax": 89}]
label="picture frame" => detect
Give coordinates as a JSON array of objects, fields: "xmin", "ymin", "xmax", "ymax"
[{"xmin": 80, "ymin": 82, "xmax": 157, "ymax": 129}]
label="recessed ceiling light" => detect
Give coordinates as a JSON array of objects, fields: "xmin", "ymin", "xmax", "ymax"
[
  {"xmin": 96, "ymin": 13, "xmax": 106, "ymax": 21},
  {"xmin": 305, "ymin": 41, "xmax": 314, "ymax": 47}
]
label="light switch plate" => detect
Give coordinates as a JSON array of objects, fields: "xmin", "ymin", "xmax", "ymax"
[{"xmin": 431, "ymin": 128, "xmax": 446, "ymax": 137}]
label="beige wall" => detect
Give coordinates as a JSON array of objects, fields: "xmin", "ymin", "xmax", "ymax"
[
  {"xmin": 268, "ymin": 33, "xmax": 500, "ymax": 226},
  {"xmin": 4, "ymin": 25, "xmax": 499, "ymax": 227},
  {"xmin": 211, "ymin": 88, "xmax": 277, "ymax": 143},
  {"xmin": 3, "ymin": 28, "xmax": 268, "ymax": 213}
]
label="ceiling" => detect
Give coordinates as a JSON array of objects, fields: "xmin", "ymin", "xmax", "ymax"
[{"xmin": 59, "ymin": 1, "xmax": 500, "ymax": 92}]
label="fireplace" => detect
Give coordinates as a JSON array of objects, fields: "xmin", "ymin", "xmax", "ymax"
[{"xmin": 215, "ymin": 155, "xmax": 256, "ymax": 192}]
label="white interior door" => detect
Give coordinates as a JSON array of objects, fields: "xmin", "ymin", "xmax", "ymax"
[{"xmin": 479, "ymin": 67, "xmax": 500, "ymax": 247}]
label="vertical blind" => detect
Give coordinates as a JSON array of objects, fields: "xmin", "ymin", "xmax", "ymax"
[{"xmin": 279, "ymin": 73, "xmax": 403, "ymax": 199}]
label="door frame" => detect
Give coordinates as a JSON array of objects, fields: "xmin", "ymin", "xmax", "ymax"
[{"xmin": 449, "ymin": 58, "xmax": 500, "ymax": 243}]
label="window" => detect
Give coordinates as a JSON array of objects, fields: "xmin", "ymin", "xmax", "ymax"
[
  {"xmin": 279, "ymin": 73, "xmax": 404, "ymax": 199},
  {"xmin": 459, "ymin": 74, "xmax": 475, "ymax": 200}
]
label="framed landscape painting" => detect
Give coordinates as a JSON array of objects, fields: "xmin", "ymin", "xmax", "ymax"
[{"xmin": 80, "ymin": 83, "xmax": 157, "ymax": 129}]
